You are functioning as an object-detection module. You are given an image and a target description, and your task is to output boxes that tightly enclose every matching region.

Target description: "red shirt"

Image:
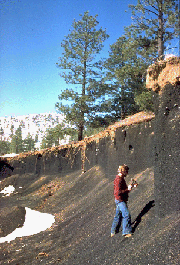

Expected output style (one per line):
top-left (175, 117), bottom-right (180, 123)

top-left (114, 174), bottom-right (129, 202)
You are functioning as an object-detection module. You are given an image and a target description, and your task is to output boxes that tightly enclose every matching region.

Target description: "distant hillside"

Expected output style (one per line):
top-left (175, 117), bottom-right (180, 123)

top-left (0, 113), bottom-right (69, 149)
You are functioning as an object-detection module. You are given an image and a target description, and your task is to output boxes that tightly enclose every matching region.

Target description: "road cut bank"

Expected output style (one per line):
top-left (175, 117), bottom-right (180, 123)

top-left (146, 56), bottom-right (180, 218)
top-left (6, 112), bottom-right (155, 178)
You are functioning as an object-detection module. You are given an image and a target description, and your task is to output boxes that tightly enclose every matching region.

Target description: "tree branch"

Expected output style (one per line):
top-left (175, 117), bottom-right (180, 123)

top-left (144, 7), bottom-right (158, 16)
top-left (152, 5), bottom-right (159, 12)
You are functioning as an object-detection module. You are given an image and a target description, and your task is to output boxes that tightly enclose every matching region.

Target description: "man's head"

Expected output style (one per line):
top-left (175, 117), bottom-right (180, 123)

top-left (118, 164), bottom-right (129, 176)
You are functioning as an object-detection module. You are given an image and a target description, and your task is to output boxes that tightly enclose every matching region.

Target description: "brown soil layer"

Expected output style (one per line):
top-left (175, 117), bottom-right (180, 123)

top-left (146, 56), bottom-right (180, 93)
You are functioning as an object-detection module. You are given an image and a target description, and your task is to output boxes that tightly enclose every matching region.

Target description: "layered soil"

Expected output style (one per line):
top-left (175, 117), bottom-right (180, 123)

top-left (146, 56), bottom-right (180, 93)
top-left (0, 166), bottom-right (179, 264)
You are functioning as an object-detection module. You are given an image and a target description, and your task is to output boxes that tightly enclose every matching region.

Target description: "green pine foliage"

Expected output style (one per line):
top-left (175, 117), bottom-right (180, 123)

top-left (56, 11), bottom-right (109, 141)
top-left (104, 0), bottom-right (178, 116)
top-left (55, 2), bottom-right (178, 139)
top-left (41, 124), bottom-right (77, 149)
top-left (0, 141), bottom-right (10, 156)
top-left (9, 126), bottom-right (36, 154)
top-left (23, 133), bottom-right (35, 152)
top-left (127, 0), bottom-right (179, 58)
top-left (10, 126), bottom-right (23, 154)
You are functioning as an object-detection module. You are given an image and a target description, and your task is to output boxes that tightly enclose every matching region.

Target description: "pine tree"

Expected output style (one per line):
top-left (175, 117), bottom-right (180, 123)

top-left (0, 127), bottom-right (4, 141)
top-left (10, 126), bottom-right (23, 154)
top-left (128, 0), bottom-right (179, 58)
top-left (0, 141), bottom-right (10, 155)
top-left (23, 133), bottom-right (35, 152)
top-left (40, 123), bottom-right (77, 149)
top-left (104, 0), bottom-right (178, 116)
top-left (104, 36), bottom-right (140, 119)
top-left (56, 11), bottom-right (109, 141)
top-left (10, 135), bottom-right (17, 154)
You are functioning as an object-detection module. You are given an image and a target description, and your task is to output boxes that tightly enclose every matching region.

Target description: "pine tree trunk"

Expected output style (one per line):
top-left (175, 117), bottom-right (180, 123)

top-left (78, 123), bottom-right (84, 141)
top-left (78, 55), bottom-right (86, 142)
top-left (121, 86), bottom-right (125, 120)
top-left (158, 0), bottom-right (164, 57)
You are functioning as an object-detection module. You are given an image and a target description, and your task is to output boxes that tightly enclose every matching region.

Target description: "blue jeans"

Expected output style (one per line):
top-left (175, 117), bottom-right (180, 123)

top-left (111, 200), bottom-right (132, 235)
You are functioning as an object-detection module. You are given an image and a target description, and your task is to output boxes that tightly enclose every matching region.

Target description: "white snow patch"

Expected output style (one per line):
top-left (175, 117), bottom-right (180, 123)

top-left (0, 185), bottom-right (15, 196)
top-left (164, 54), bottom-right (177, 60)
top-left (0, 207), bottom-right (55, 243)
top-left (0, 153), bottom-right (18, 158)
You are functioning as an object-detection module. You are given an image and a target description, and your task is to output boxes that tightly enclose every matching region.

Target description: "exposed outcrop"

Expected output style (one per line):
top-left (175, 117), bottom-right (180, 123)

top-left (146, 56), bottom-right (180, 218)
top-left (2, 111), bottom-right (155, 178)
top-left (146, 56), bottom-right (180, 93)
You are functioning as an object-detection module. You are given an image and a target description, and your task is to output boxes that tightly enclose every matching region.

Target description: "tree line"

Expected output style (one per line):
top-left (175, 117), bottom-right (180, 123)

top-left (0, 122), bottom-right (80, 155)
top-left (55, 0), bottom-right (179, 141)
top-left (0, 124), bottom-right (72, 155)
top-left (0, 120), bottom-right (111, 155)
top-left (0, 126), bottom-right (38, 155)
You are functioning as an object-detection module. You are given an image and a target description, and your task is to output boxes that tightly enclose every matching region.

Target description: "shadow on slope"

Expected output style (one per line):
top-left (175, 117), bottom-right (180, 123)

top-left (132, 200), bottom-right (155, 233)
top-left (0, 166), bottom-right (179, 265)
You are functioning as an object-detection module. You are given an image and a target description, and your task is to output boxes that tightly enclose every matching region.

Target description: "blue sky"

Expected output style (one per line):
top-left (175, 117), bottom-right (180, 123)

top-left (0, 0), bottom-right (179, 117)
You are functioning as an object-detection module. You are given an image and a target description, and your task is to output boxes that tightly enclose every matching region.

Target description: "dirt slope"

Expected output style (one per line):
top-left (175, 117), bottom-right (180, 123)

top-left (0, 167), bottom-right (179, 265)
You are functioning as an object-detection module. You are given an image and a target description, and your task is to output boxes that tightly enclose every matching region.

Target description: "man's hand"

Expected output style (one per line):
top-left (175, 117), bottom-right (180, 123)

top-left (131, 178), bottom-right (138, 188)
top-left (128, 184), bottom-right (132, 191)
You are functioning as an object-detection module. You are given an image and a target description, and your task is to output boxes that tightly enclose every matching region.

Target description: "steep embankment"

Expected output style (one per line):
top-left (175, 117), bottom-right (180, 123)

top-left (0, 166), bottom-right (179, 264)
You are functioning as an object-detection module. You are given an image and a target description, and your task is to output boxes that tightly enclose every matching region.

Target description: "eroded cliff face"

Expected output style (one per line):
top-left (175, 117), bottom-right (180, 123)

top-left (146, 56), bottom-right (180, 218)
top-left (1, 111), bottom-right (155, 180)
top-left (146, 56), bottom-right (180, 93)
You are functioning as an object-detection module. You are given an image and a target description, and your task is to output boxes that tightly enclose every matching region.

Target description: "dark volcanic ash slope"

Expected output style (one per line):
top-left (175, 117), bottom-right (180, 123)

top-left (0, 166), bottom-right (179, 265)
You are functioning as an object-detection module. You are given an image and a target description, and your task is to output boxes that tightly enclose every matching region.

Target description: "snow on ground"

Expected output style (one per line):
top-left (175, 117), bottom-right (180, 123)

top-left (0, 185), bottom-right (15, 196)
top-left (0, 153), bottom-right (19, 158)
top-left (0, 207), bottom-right (55, 243)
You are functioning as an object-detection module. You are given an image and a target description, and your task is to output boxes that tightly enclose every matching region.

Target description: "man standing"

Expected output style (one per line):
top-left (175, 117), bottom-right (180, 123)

top-left (111, 164), bottom-right (136, 238)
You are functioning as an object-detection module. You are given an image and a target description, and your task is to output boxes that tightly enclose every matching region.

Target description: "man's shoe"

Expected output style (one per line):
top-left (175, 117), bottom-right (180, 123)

top-left (124, 234), bottom-right (132, 238)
